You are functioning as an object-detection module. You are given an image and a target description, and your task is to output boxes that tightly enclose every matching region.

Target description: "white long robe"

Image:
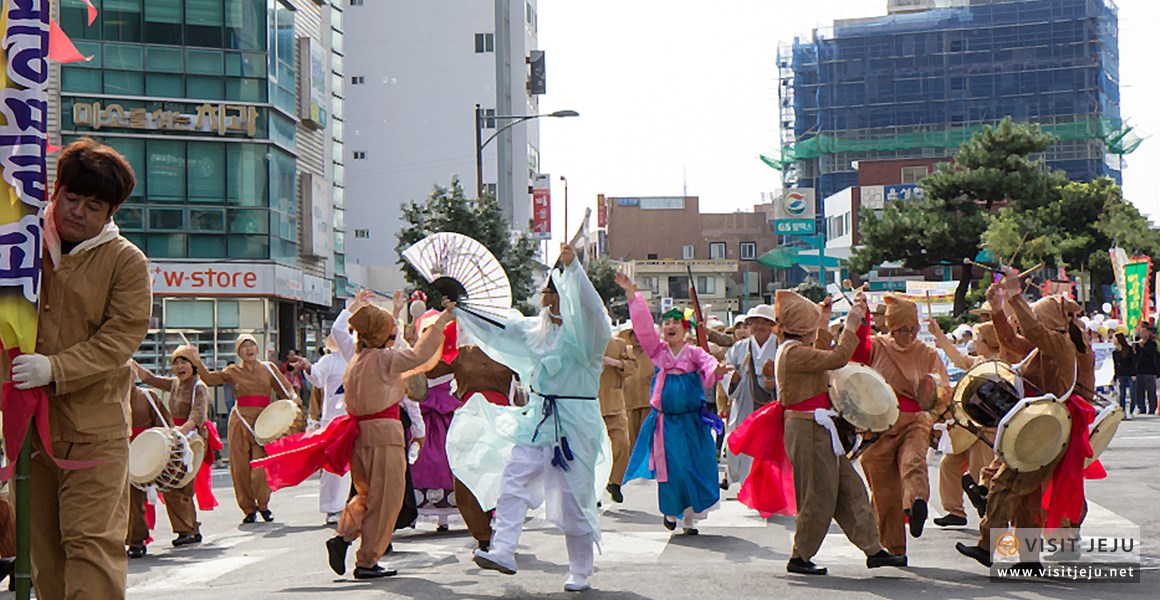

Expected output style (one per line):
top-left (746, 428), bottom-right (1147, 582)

top-left (723, 334), bottom-right (778, 485)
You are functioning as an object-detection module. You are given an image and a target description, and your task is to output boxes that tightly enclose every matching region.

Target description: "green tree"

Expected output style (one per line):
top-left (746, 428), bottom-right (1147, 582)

top-left (983, 178), bottom-right (1160, 305)
top-left (396, 176), bottom-right (539, 311)
top-left (850, 118), bottom-right (1065, 314)
top-left (587, 257), bottom-right (629, 321)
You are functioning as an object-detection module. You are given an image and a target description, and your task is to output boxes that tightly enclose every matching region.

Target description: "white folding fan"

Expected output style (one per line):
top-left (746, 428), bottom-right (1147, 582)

top-left (401, 232), bottom-right (512, 328)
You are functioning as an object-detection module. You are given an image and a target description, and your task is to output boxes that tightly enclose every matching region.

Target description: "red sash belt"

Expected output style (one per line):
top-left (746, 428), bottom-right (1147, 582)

top-left (897, 394), bottom-right (922, 413)
top-left (252, 403), bottom-right (404, 492)
top-left (725, 392), bottom-right (832, 518)
top-left (480, 390), bottom-right (511, 406)
top-left (236, 395), bottom-right (270, 408)
top-left (131, 426), bottom-right (149, 440)
top-left (1043, 394), bottom-right (1096, 529)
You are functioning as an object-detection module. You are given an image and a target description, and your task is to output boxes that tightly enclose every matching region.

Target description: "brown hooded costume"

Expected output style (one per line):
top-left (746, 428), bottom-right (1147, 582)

top-left (774, 291), bottom-right (885, 563)
top-left (336, 304), bottom-right (446, 569)
top-left (192, 334), bottom-right (296, 517)
top-left (598, 336), bottom-right (635, 488)
top-left (861, 294), bottom-right (950, 556)
top-left (619, 328), bottom-right (652, 450)
top-left (936, 322), bottom-right (999, 520)
top-left (126, 387), bottom-right (172, 549)
top-left (973, 294), bottom-right (1087, 558)
top-left (137, 345), bottom-right (212, 536)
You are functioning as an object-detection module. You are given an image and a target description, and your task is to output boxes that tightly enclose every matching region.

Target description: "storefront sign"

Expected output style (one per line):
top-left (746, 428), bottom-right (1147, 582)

top-left (72, 101), bottom-right (260, 137)
top-left (300, 173), bottom-right (332, 259)
top-left (774, 189), bottom-right (816, 236)
top-left (151, 261), bottom-right (333, 306)
top-left (597, 194), bottom-right (607, 228)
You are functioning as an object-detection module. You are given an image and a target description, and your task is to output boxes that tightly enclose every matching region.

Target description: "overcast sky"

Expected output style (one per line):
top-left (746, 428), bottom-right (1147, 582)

top-left (537, 0), bottom-right (1160, 254)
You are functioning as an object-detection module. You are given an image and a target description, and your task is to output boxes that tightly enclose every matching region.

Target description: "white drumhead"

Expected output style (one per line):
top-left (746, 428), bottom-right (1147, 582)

top-left (830, 364), bottom-right (899, 433)
top-left (254, 399), bottom-right (299, 443)
top-left (1087, 403), bottom-right (1123, 466)
top-left (129, 428), bottom-right (172, 484)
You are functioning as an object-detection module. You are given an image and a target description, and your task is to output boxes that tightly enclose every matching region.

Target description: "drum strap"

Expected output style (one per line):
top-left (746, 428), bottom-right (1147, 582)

top-left (142, 389), bottom-right (174, 429)
top-left (261, 361), bottom-right (295, 400)
top-left (232, 406), bottom-right (261, 441)
top-left (811, 409), bottom-right (844, 457)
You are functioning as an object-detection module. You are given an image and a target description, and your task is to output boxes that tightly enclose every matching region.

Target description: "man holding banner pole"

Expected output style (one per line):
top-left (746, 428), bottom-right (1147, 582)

top-left (2, 139), bottom-right (151, 599)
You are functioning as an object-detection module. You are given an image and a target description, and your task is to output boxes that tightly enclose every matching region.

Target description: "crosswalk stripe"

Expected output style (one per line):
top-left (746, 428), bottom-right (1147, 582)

top-left (129, 550), bottom-right (284, 592)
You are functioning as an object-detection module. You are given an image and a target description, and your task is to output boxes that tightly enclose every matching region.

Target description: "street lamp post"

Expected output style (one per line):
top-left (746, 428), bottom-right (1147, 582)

top-left (559, 174), bottom-right (568, 239)
top-left (474, 105), bottom-right (579, 200)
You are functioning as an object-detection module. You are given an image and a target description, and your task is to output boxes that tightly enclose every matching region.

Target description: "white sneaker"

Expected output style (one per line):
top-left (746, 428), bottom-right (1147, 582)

top-left (325, 512), bottom-right (340, 525)
top-left (473, 549), bottom-right (517, 575)
top-left (564, 573), bottom-right (590, 592)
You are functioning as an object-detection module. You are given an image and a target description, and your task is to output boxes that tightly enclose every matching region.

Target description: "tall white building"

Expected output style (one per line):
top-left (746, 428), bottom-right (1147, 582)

top-left (343, 0), bottom-right (541, 290)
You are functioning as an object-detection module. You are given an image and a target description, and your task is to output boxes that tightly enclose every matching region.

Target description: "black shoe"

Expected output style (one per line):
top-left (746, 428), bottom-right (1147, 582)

top-left (909, 498), bottom-right (927, 538)
top-left (962, 474), bottom-right (988, 518)
top-left (786, 557), bottom-right (827, 575)
top-left (934, 514), bottom-right (968, 527)
top-left (353, 565), bottom-right (397, 579)
top-left (682, 528), bottom-right (699, 536)
top-left (662, 518), bottom-right (676, 531)
top-left (720, 477), bottom-right (729, 491)
top-left (126, 545), bottom-right (147, 559)
top-left (242, 512), bottom-right (257, 524)
top-left (866, 550), bottom-right (907, 568)
top-left (0, 558), bottom-right (15, 585)
top-left (956, 542), bottom-right (992, 567)
top-left (385, 543), bottom-right (393, 554)
top-left (260, 509), bottom-right (274, 522)
top-left (326, 536), bottom-right (351, 576)
top-left (172, 533), bottom-right (202, 547)
top-left (478, 539), bottom-right (491, 552)
top-left (436, 524), bottom-right (449, 533)
top-left (606, 482), bottom-right (624, 503)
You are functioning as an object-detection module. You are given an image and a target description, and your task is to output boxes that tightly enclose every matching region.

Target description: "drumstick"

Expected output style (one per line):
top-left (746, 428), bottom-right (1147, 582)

top-left (963, 259), bottom-right (1042, 279)
top-left (924, 291), bottom-right (934, 321)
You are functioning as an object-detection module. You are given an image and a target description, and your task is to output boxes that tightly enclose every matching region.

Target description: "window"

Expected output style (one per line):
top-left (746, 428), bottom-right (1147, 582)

top-left (900, 166), bottom-right (928, 184)
top-left (641, 276), bottom-right (660, 293)
top-left (474, 33), bottom-right (495, 53)
top-left (186, 0), bottom-right (225, 48)
top-left (354, 229), bottom-right (370, 238)
top-left (352, 151), bottom-right (366, 160)
top-left (350, 0), bottom-right (363, 4)
top-left (696, 276), bottom-right (717, 295)
top-left (351, 75), bottom-right (364, 85)
top-left (740, 242), bottom-right (756, 261)
top-left (682, 245), bottom-right (694, 260)
top-left (709, 242), bottom-right (726, 260)
top-left (646, 253), bottom-right (658, 260)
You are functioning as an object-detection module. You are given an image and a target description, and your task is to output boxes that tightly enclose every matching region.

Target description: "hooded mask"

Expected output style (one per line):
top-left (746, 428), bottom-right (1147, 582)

top-left (234, 334), bottom-right (259, 357)
top-left (884, 294), bottom-right (919, 331)
top-left (171, 345), bottom-right (200, 366)
top-left (349, 304), bottom-right (396, 350)
top-left (1030, 295), bottom-right (1070, 333)
top-left (775, 290), bottom-right (820, 337)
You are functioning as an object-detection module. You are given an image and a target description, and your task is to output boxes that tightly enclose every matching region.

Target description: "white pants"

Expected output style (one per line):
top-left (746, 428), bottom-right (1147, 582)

top-left (320, 471), bottom-right (351, 515)
top-left (491, 445), bottom-right (595, 578)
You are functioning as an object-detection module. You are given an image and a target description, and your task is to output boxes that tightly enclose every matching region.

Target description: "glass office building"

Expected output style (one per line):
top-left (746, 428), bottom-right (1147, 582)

top-left (54, 1), bottom-right (344, 398)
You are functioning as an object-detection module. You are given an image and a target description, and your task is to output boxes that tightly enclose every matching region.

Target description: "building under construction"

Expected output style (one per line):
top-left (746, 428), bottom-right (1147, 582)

top-left (772, 0), bottom-right (1136, 206)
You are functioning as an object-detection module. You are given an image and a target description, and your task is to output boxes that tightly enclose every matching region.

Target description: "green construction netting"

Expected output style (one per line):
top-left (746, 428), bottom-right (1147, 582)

top-left (761, 118), bottom-right (1144, 171)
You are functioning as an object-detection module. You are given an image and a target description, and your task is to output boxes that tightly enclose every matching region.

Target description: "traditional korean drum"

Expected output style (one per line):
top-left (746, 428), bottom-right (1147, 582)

top-left (129, 427), bottom-right (193, 492)
top-left (829, 363), bottom-right (899, 459)
top-left (994, 396), bottom-right (1071, 473)
top-left (254, 399), bottom-right (301, 444)
top-left (1086, 399), bottom-right (1123, 467)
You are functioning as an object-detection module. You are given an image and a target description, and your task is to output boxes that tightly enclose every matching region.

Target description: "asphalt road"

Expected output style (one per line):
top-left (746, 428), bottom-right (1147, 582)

top-left (26, 415), bottom-right (1157, 599)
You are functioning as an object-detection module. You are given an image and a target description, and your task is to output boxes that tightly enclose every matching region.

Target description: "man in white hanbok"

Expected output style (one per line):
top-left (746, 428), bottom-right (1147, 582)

top-left (300, 334), bottom-right (351, 524)
top-left (723, 305), bottom-right (778, 489)
top-left (447, 244), bottom-right (612, 593)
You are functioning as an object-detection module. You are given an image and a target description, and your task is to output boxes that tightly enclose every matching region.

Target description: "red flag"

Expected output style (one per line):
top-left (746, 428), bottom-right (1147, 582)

top-left (84, 0), bottom-right (98, 26)
top-left (49, 19), bottom-right (93, 64)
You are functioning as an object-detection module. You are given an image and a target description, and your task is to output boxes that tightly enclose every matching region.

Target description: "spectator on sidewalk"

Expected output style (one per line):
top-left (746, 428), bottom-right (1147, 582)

top-left (1113, 332), bottom-right (1136, 420)
top-left (1134, 324), bottom-right (1159, 415)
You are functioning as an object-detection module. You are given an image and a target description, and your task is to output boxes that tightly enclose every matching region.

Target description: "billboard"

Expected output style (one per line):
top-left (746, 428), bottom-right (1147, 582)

top-left (861, 184), bottom-right (923, 210)
top-left (597, 194), bottom-right (607, 228)
top-left (297, 37), bottom-right (328, 129)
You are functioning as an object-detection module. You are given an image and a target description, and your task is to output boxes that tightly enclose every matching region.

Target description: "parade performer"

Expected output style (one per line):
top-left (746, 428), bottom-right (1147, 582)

top-left (189, 336), bottom-right (297, 523)
top-left (956, 270), bottom-right (1095, 567)
top-left (728, 291), bottom-right (906, 575)
top-left (927, 320), bottom-right (998, 526)
top-left (860, 294), bottom-right (950, 557)
top-left (617, 274), bottom-right (727, 533)
top-left (1, 139), bottom-right (152, 599)
top-left (297, 334), bottom-right (351, 525)
top-left (134, 345), bottom-right (220, 543)
top-left (125, 387), bottom-right (172, 559)
top-left (448, 344), bottom-right (517, 551)
top-left (409, 309), bottom-right (463, 530)
top-left (450, 244), bottom-right (612, 593)
top-left (620, 328), bottom-right (652, 451)
top-left (722, 305), bottom-right (778, 490)
top-left (599, 334), bottom-right (635, 504)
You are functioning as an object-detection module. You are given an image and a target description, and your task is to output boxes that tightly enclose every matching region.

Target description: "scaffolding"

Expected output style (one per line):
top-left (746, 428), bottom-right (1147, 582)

top-left (775, 0), bottom-right (1129, 201)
